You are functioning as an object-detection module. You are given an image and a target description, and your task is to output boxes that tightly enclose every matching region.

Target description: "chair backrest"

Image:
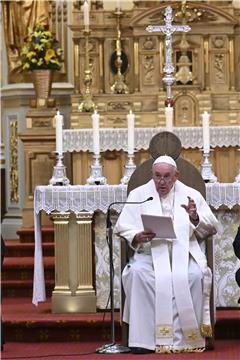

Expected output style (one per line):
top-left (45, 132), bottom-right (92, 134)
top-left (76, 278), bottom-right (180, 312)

top-left (127, 131), bottom-right (206, 198)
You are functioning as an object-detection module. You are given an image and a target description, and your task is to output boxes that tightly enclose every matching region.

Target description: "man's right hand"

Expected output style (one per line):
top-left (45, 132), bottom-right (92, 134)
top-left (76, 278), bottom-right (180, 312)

top-left (133, 231), bottom-right (156, 246)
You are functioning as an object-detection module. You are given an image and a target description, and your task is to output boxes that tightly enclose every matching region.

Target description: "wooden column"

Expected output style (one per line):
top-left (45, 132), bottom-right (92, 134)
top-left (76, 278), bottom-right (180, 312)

top-left (51, 211), bottom-right (96, 313)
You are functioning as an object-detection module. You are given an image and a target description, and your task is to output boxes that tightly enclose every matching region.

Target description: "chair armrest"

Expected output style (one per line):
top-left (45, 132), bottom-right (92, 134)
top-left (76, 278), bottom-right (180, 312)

top-left (120, 236), bottom-right (134, 272)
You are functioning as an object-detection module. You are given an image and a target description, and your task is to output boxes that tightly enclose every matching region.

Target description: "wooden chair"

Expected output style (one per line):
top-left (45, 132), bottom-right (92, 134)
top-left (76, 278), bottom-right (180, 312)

top-left (120, 131), bottom-right (215, 349)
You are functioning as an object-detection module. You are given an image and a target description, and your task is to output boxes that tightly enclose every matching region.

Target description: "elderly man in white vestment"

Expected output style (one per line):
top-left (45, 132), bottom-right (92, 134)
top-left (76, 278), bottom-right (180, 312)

top-left (115, 155), bottom-right (219, 354)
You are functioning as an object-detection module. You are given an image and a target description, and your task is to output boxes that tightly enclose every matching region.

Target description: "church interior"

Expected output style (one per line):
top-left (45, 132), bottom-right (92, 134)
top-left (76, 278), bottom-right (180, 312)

top-left (1, 0), bottom-right (240, 357)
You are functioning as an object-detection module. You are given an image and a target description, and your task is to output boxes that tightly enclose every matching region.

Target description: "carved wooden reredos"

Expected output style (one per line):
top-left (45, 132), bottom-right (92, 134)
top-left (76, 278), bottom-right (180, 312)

top-left (5, 0), bottom-right (239, 128)
top-left (68, 0), bottom-right (240, 128)
top-left (3, 1), bottom-right (239, 200)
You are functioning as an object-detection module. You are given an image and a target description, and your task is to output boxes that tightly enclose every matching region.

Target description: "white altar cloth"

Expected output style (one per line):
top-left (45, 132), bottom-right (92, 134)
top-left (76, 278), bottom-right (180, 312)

top-left (33, 183), bottom-right (240, 306)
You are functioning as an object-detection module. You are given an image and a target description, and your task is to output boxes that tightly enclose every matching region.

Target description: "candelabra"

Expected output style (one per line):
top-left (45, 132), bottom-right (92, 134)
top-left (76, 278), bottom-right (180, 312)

top-left (110, 8), bottom-right (129, 94)
top-left (78, 28), bottom-right (95, 112)
top-left (49, 153), bottom-right (70, 186)
top-left (86, 153), bottom-right (107, 185)
top-left (121, 153), bottom-right (136, 184)
top-left (201, 150), bottom-right (217, 183)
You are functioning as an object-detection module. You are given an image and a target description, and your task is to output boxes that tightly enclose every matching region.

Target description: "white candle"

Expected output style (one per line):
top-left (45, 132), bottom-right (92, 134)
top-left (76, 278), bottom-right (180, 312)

top-left (165, 105), bottom-right (173, 132)
top-left (92, 110), bottom-right (100, 155)
top-left (202, 111), bottom-right (210, 153)
top-left (83, 0), bottom-right (90, 27)
top-left (116, 0), bottom-right (121, 9)
top-left (55, 111), bottom-right (63, 155)
top-left (127, 110), bottom-right (135, 155)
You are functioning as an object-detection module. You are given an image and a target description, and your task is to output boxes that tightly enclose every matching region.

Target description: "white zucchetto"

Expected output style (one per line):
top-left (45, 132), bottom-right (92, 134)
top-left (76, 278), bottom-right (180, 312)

top-left (153, 155), bottom-right (177, 168)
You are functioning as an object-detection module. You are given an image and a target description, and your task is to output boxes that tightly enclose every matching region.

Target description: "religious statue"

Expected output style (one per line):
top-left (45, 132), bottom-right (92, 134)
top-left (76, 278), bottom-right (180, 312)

top-left (2, 0), bottom-right (49, 80)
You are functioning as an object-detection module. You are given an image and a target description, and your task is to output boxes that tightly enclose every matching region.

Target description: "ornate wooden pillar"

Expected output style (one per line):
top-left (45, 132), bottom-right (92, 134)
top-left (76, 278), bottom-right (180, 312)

top-left (51, 210), bottom-right (96, 313)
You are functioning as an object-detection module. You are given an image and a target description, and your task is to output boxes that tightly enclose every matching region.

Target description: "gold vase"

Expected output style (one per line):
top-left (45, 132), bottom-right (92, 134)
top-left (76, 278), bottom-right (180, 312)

top-left (32, 69), bottom-right (53, 102)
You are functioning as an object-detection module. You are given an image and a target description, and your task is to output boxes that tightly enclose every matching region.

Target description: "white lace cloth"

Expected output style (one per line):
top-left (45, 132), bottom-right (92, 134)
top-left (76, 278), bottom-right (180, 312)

top-left (33, 182), bottom-right (240, 306)
top-left (63, 126), bottom-right (240, 152)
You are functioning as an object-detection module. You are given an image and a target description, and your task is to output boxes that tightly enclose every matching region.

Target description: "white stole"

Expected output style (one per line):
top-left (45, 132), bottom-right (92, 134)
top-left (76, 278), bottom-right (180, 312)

top-left (149, 184), bottom-right (203, 347)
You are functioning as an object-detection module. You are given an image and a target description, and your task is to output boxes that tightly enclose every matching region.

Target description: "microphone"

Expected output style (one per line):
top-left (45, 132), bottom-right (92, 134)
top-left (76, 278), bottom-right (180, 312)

top-left (106, 196), bottom-right (153, 229)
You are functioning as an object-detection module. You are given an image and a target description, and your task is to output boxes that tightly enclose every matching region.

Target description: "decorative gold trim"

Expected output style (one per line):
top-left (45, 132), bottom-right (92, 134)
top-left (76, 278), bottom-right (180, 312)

top-left (186, 329), bottom-right (198, 340)
top-left (204, 38), bottom-right (209, 74)
top-left (229, 38), bottom-right (234, 73)
top-left (200, 323), bottom-right (213, 337)
top-left (78, 29), bottom-right (95, 112)
top-left (156, 346), bottom-right (205, 353)
top-left (156, 325), bottom-right (172, 337)
top-left (159, 39), bottom-right (163, 75)
top-left (10, 121), bottom-right (19, 203)
top-left (74, 43), bottom-right (79, 77)
top-left (99, 42), bottom-right (103, 77)
top-left (75, 211), bottom-right (95, 291)
top-left (134, 40), bottom-right (139, 76)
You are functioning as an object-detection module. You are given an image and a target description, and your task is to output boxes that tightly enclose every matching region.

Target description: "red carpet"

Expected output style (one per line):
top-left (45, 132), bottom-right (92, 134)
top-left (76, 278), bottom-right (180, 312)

top-left (2, 297), bottom-right (121, 342)
top-left (2, 237), bottom-right (240, 349)
top-left (1, 340), bottom-right (240, 360)
top-left (2, 297), bottom-right (240, 342)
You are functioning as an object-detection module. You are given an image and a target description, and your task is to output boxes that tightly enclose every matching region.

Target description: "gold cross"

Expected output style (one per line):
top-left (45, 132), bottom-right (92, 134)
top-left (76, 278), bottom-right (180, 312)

top-left (159, 326), bottom-right (170, 336)
top-left (187, 330), bottom-right (197, 340)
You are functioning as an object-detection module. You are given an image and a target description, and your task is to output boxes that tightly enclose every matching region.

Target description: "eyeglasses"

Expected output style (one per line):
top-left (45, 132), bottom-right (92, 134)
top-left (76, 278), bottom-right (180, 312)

top-left (152, 174), bottom-right (173, 183)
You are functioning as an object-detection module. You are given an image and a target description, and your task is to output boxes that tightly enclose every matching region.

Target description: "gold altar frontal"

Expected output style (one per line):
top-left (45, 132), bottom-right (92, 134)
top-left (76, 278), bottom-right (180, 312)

top-left (51, 211), bottom-right (96, 313)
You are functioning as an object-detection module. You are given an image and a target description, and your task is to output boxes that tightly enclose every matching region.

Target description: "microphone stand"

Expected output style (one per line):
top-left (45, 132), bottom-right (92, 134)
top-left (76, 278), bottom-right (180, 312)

top-left (96, 204), bottom-right (131, 353)
top-left (96, 197), bottom-right (153, 353)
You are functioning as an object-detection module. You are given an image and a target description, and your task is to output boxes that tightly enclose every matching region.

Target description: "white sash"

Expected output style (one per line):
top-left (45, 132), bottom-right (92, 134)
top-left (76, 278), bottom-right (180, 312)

top-left (151, 240), bottom-right (173, 345)
top-left (172, 240), bottom-right (203, 346)
top-left (150, 185), bottom-right (204, 347)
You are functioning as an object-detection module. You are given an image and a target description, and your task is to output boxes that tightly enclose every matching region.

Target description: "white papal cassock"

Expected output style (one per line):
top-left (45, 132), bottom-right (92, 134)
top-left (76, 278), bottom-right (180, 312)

top-left (114, 179), bottom-right (219, 352)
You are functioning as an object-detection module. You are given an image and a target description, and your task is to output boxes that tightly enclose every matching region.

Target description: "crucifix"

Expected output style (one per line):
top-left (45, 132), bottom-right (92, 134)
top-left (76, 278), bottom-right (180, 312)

top-left (146, 6), bottom-right (191, 130)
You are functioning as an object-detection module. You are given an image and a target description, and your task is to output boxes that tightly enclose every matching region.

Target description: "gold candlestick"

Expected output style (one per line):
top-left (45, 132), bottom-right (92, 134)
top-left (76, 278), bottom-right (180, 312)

top-left (78, 28), bottom-right (95, 112)
top-left (110, 8), bottom-right (129, 94)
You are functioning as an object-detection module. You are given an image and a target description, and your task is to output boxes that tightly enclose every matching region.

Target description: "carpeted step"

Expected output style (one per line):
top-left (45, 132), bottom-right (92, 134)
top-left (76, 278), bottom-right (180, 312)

top-left (5, 241), bottom-right (54, 257)
top-left (2, 279), bottom-right (55, 298)
top-left (16, 226), bottom-right (54, 243)
top-left (2, 297), bottom-right (121, 342)
top-left (215, 308), bottom-right (240, 340)
top-left (2, 238), bottom-right (55, 299)
top-left (2, 297), bottom-right (240, 342)
top-left (2, 256), bottom-right (54, 281)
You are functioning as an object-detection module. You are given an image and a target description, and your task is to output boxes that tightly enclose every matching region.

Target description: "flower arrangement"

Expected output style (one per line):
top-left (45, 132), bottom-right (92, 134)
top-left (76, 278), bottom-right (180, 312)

top-left (21, 24), bottom-right (63, 71)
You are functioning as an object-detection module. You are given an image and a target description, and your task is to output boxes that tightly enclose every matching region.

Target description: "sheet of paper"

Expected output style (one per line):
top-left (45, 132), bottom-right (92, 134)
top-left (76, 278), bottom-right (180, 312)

top-left (141, 214), bottom-right (176, 239)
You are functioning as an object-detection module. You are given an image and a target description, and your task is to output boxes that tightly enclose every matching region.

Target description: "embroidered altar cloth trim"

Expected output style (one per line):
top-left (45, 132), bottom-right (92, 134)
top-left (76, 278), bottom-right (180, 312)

top-left (63, 126), bottom-right (240, 152)
top-left (35, 183), bottom-right (240, 215)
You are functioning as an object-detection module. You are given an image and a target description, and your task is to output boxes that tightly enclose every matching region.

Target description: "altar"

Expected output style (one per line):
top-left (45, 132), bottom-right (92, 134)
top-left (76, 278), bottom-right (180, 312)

top-left (29, 1), bottom-right (240, 315)
top-left (33, 182), bottom-right (240, 313)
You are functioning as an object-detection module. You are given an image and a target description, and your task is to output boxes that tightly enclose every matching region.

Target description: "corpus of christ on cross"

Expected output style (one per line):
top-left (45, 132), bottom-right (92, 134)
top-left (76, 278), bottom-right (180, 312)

top-left (146, 6), bottom-right (191, 107)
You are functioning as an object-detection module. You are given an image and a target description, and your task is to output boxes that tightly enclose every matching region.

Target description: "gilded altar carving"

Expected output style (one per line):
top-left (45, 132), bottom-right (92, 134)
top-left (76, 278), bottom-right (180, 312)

top-left (143, 55), bottom-right (155, 84)
top-left (174, 94), bottom-right (196, 126)
top-left (10, 121), bottom-right (19, 203)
